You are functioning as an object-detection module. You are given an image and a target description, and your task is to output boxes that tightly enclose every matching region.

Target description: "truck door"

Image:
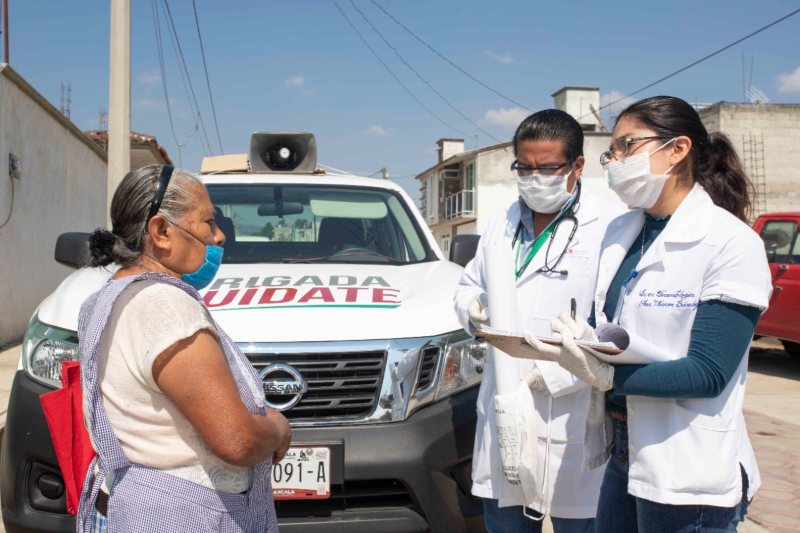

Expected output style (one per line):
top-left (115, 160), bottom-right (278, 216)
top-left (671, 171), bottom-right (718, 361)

top-left (758, 218), bottom-right (800, 341)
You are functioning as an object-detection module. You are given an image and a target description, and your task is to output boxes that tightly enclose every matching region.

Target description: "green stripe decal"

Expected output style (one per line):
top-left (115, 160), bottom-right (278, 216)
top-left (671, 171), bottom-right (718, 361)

top-left (211, 304), bottom-right (400, 311)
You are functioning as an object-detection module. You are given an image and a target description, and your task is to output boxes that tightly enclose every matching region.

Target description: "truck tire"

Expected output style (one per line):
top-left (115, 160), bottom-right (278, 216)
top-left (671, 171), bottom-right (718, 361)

top-left (782, 340), bottom-right (800, 359)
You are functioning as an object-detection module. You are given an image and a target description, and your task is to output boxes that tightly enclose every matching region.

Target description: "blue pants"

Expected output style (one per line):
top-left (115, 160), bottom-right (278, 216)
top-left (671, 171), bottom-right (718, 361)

top-left (594, 419), bottom-right (750, 532)
top-left (482, 498), bottom-right (595, 533)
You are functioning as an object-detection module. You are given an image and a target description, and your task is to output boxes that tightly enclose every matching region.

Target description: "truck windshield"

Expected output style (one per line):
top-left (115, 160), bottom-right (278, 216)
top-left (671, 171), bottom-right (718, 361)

top-left (207, 184), bottom-right (435, 264)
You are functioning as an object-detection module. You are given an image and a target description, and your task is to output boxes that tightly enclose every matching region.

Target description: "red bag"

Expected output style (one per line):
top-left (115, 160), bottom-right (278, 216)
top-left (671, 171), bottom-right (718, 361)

top-left (39, 361), bottom-right (97, 515)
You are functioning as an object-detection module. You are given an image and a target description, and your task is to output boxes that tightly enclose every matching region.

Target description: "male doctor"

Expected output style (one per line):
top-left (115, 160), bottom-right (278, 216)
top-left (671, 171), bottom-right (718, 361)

top-left (454, 109), bottom-right (622, 532)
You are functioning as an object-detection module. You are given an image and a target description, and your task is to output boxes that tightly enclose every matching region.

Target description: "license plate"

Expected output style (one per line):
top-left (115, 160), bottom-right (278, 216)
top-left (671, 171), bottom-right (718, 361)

top-left (271, 446), bottom-right (331, 500)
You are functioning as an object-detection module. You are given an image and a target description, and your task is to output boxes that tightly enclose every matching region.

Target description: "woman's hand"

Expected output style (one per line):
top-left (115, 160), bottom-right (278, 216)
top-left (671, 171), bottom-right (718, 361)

top-left (264, 409), bottom-right (292, 463)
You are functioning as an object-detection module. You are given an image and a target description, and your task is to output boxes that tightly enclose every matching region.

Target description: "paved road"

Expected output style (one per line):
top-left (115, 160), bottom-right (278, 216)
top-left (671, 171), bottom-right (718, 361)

top-left (0, 340), bottom-right (797, 532)
top-left (739, 340), bottom-right (800, 532)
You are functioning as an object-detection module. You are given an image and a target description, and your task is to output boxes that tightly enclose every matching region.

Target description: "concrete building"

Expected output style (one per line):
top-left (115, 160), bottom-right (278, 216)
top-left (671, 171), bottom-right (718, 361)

top-left (415, 87), bottom-right (615, 254)
top-left (0, 63), bottom-right (107, 346)
top-left (698, 102), bottom-right (800, 218)
top-left (0, 64), bottom-right (173, 346)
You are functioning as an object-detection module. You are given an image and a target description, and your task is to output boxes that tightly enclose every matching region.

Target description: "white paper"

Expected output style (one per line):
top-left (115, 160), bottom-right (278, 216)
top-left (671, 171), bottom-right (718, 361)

top-left (483, 243), bottom-right (520, 395)
top-left (584, 323), bottom-right (679, 364)
top-left (477, 324), bottom-right (621, 357)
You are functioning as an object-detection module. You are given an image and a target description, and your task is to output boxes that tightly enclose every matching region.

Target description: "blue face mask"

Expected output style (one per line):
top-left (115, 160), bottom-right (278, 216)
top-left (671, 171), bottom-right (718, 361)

top-left (167, 219), bottom-right (224, 290)
top-left (182, 244), bottom-right (224, 290)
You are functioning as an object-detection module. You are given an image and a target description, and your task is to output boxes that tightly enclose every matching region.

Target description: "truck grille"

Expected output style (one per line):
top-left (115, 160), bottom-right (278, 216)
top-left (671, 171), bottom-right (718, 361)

top-left (248, 351), bottom-right (386, 420)
top-left (414, 346), bottom-right (440, 392)
top-left (274, 479), bottom-right (417, 517)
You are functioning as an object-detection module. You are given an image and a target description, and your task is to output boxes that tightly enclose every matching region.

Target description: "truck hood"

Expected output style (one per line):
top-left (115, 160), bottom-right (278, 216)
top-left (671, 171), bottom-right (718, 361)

top-left (204, 262), bottom-right (463, 342)
top-left (36, 261), bottom-right (465, 342)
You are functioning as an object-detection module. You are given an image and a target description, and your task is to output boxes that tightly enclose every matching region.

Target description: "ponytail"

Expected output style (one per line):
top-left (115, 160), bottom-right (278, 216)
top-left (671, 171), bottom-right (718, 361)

top-left (617, 96), bottom-right (755, 222)
top-left (693, 132), bottom-right (754, 222)
top-left (88, 227), bottom-right (140, 267)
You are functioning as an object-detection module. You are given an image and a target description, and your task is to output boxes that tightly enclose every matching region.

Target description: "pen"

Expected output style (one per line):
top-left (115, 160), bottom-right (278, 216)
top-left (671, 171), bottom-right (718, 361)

top-left (570, 298), bottom-right (576, 321)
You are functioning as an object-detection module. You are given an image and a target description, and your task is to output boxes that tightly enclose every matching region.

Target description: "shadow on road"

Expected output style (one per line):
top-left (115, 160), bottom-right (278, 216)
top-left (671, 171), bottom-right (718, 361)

top-left (748, 342), bottom-right (800, 381)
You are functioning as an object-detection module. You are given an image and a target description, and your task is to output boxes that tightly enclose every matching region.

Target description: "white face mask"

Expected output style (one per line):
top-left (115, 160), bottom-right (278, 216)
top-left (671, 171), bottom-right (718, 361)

top-left (604, 139), bottom-right (676, 209)
top-left (516, 170), bottom-right (573, 214)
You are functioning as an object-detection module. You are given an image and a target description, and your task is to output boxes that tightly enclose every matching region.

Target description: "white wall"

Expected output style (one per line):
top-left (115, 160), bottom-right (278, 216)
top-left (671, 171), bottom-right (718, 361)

top-left (474, 145), bottom-right (516, 234)
top-left (553, 87), bottom-right (601, 130)
top-left (583, 132), bottom-right (611, 179)
top-left (700, 103), bottom-right (800, 216)
top-left (0, 65), bottom-right (107, 345)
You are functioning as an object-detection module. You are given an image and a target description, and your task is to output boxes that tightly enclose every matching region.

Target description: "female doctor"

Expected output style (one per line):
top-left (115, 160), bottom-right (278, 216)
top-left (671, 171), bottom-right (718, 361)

top-left (530, 96), bottom-right (772, 531)
top-left (454, 109), bottom-right (622, 532)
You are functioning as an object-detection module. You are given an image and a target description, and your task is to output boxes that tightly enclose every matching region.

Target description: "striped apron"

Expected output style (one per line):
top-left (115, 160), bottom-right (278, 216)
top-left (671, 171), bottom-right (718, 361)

top-left (76, 272), bottom-right (277, 532)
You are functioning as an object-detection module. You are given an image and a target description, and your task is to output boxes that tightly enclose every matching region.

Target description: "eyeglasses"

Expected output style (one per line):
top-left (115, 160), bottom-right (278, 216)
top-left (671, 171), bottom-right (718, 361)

top-left (146, 165), bottom-right (175, 221)
top-left (510, 160), bottom-right (573, 178)
top-left (600, 136), bottom-right (672, 166)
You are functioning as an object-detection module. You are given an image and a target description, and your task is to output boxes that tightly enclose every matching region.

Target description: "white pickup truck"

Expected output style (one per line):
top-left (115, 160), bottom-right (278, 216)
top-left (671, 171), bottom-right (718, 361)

top-left (1, 133), bottom-right (487, 532)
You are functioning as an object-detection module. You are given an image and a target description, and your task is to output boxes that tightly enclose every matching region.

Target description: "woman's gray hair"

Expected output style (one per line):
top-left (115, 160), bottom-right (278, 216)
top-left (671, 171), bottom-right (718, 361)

top-left (88, 164), bottom-right (204, 267)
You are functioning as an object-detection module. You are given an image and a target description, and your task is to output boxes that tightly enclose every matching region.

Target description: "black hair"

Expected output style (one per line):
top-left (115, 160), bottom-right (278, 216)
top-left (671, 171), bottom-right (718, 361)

top-left (88, 165), bottom-right (202, 268)
top-left (512, 109), bottom-right (584, 161)
top-left (617, 96), bottom-right (754, 222)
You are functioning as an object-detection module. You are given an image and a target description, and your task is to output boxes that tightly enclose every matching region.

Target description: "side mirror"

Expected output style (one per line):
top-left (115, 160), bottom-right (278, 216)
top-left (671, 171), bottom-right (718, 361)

top-left (450, 234), bottom-right (481, 267)
top-left (55, 232), bottom-right (91, 269)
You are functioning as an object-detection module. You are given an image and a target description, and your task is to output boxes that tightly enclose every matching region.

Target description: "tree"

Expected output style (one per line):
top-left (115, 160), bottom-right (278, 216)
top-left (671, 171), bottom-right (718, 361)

top-left (260, 222), bottom-right (275, 239)
top-left (294, 218), bottom-right (312, 229)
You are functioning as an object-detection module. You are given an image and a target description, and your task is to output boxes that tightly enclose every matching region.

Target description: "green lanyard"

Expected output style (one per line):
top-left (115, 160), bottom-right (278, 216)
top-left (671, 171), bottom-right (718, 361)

top-left (514, 185), bottom-right (581, 280)
top-left (514, 221), bottom-right (556, 280)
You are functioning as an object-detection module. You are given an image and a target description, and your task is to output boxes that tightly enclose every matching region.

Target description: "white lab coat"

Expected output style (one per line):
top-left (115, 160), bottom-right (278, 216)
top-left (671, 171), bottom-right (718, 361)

top-left (454, 188), bottom-right (622, 518)
top-left (586, 184), bottom-right (772, 507)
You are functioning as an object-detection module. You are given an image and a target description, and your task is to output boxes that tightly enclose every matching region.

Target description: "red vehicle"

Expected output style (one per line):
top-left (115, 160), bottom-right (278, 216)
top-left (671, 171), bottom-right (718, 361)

top-left (754, 212), bottom-right (800, 358)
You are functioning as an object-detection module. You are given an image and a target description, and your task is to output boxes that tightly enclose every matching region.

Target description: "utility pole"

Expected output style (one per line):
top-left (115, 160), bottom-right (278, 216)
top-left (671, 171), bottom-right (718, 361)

top-left (3, 0), bottom-right (9, 63)
top-left (381, 166), bottom-right (388, 180)
top-left (107, 0), bottom-right (131, 219)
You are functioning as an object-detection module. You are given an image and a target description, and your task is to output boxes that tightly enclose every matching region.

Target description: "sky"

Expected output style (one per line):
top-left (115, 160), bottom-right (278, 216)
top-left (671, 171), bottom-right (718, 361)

top-left (6, 0), bottom-right (800, 201)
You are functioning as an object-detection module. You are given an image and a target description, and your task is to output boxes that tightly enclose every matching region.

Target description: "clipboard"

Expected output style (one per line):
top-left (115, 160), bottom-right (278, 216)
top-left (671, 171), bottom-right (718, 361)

top-left (475, 325), bottom-right (623, 360)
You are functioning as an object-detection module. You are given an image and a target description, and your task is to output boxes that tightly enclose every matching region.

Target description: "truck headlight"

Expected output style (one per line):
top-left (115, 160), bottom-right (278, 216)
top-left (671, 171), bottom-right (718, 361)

top-left (433, 330), bottom-right (486, 400)
top-left (22, 315), bottom-right (79, 388)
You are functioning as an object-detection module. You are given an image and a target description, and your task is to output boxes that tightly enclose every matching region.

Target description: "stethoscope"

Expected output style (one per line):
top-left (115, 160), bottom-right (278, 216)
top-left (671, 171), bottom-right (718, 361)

top-left (512, 182), bottom-right (581, 277)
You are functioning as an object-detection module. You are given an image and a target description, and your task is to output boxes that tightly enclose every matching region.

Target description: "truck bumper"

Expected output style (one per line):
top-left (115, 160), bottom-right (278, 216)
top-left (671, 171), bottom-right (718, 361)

top-left (1, 370), bottom-right (483, 533)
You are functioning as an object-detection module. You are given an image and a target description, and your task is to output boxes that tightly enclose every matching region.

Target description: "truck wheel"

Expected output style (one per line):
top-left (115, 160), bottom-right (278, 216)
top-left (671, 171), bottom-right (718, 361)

top-left (782, 341), bottom-right (800, 359)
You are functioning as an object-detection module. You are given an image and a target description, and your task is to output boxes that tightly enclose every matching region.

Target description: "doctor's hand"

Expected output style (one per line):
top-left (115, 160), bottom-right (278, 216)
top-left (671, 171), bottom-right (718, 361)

top-left (522, 365), bottom-right (548, 393)
top-left (468, 293), bottom-right (490, 329)
top-left (549, 315), bottom-right (614, 391)
top-left (553, 312), bottom-right (596, 342)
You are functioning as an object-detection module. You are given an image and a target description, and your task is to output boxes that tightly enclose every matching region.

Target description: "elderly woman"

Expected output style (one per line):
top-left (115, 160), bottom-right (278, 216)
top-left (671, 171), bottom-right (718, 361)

top-left (78, 164), bottom-right (291, 532)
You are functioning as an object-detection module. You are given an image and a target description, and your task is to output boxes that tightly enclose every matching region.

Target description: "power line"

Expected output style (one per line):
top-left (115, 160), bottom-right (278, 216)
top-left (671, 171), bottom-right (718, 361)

top-left (349, 0), bottom-right (501, 143)
top-left (368, 0), bottom-right (530, 111)
top-left (191, 0), bottom-right (224, 154)
top-left (161, 0), bottom-right (214, 155)
top-left (586, 6), bottom-right (800, 121)
top-left (151, 0), bottom-right (183, 166)
top-left (158, 0), bottom-right (199, 141)
top-left (332, 0), bottom-right (469, 138)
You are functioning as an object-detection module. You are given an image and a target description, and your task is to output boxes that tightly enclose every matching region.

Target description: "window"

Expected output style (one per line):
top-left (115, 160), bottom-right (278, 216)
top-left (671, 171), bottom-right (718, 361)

top-left (792, 228), bottom-right (800, 263)
top-left (464, 163), bottom-right (475, 212)
top-left (208, 184), bottom-right (434, 265)
top-left (760, 220), bottom-right (798, 264)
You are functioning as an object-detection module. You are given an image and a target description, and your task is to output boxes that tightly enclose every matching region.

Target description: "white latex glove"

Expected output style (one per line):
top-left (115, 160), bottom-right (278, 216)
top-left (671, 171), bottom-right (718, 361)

top-left (468, 293), bottom-right (490, 329)
top-left (522, 365), bottom-right (548, 393)
top-left (553, 311), bottom-right (596, 341)
top-left (549, 315), bottom-right (614, 391)
top-left (521, 332), bottom-right (560, 360)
